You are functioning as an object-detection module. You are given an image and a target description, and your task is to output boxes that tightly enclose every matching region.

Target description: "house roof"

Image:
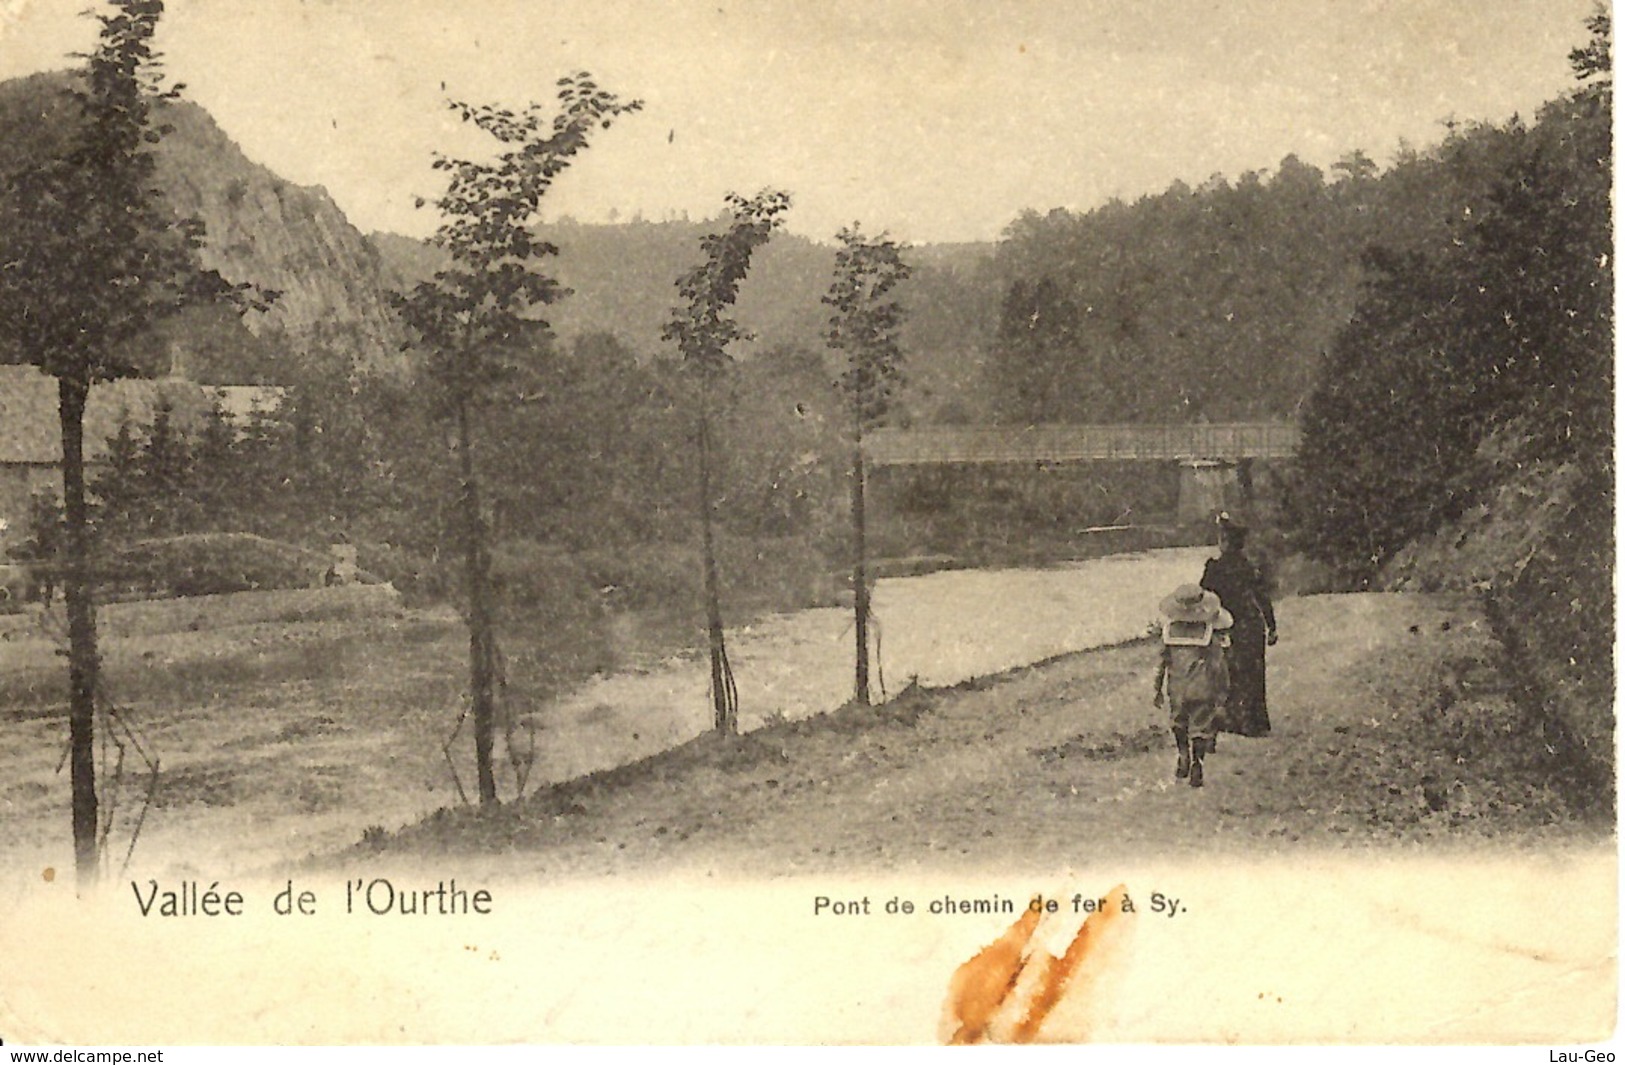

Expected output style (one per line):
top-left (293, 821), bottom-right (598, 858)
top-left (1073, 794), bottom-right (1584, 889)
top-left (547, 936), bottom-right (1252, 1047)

top-left (0, 364), bottom-right (276, 466)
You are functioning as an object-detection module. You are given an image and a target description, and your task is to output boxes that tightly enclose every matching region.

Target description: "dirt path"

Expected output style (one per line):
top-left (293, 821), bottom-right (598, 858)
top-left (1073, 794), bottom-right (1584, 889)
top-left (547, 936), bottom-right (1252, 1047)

top-left (369, 591), bottom-right (1609, 878)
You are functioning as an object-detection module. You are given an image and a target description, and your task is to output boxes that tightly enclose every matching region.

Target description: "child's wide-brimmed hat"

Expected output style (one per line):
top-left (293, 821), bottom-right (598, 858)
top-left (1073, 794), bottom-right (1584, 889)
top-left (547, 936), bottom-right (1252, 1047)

top-left (1159, 583), bottom-right (1233, 628)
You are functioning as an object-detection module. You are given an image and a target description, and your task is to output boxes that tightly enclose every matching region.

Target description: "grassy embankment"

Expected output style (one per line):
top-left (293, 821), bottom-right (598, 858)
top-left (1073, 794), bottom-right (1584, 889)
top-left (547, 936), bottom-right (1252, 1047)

top-left (350, 590), bottom-right (1607, 876)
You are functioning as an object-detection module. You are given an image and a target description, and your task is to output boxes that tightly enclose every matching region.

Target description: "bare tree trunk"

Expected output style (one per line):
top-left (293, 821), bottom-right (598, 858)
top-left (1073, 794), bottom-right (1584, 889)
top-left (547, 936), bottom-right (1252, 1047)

top-left (458, 400), bottom-right (498, 805)
top-left (697, 389), bottom-right (734, 735)
top-left (58, 373), bottom-right (100, 886)
top-left (851, 435), bottom-right (870, 706)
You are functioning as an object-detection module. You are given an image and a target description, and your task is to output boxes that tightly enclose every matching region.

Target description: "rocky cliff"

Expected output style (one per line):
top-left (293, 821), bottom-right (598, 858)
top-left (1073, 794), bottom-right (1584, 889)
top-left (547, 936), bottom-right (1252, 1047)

top-left (0, 71), bottom-right (408, 380)
top-left (152, 98), bottom-right (408, 376)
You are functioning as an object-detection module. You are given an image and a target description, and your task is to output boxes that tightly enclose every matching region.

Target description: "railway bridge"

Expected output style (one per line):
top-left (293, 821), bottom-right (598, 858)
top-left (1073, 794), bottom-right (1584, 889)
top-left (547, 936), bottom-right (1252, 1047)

top-left (861, 422), bottom-right (1299, 522)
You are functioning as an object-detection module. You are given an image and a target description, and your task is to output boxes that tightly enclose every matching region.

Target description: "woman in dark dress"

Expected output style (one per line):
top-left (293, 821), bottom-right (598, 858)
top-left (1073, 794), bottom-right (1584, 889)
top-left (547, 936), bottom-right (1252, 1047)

top-left (1200, 515), bottom-right (1277, 737)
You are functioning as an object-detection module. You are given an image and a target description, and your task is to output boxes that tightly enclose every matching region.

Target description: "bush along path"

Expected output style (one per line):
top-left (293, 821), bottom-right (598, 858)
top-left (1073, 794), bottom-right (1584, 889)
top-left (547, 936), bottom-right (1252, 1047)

top-left (359, 591), bottom-right (1611, 877)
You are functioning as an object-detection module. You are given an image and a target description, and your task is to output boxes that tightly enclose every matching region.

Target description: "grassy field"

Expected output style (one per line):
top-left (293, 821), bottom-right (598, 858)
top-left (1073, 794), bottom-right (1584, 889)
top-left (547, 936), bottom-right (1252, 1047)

top-left (0, 583), bottom-right (672, 882)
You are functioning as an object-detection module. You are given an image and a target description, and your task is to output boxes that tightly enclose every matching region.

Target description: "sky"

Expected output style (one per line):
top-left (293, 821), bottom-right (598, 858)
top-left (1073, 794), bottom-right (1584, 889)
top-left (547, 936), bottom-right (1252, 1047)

top-left (0, 0), bottom-right (1601, 245)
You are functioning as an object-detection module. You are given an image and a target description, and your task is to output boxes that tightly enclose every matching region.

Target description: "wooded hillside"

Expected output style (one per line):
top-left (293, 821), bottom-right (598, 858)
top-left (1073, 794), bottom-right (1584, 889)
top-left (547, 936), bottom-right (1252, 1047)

top-left (1287, 12), bottom-right (1613, 799)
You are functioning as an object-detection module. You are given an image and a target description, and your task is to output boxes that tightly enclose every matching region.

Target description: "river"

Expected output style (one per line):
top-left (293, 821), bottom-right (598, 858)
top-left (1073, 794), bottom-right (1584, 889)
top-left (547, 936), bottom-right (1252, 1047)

top-left (0, 545), bottom-right (1215, 880)
top-left (523, 546), bottom-right (1213, 786)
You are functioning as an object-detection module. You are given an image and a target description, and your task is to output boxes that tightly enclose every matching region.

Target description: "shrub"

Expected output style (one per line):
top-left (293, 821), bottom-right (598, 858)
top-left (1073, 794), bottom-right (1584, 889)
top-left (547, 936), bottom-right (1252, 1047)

top-left (354, 540), bottom-right (447, 604)
top-left (102, 533), bottom-right (340, 599)
top-left (488, 539), bottom-right (601, 621)
top-left (569, 540), bottom-right (699, 613)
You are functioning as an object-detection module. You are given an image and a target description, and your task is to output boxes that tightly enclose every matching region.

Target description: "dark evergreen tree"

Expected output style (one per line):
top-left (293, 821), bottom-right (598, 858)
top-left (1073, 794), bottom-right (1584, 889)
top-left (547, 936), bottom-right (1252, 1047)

top-left (93, 417), bottom-right (145, 540)
top-left (139, 401), bottom-right (196, 537)
top-left (1286, 248), bottom-right (1483, 582)
top-left (191, 398), bottom-right (239, 532)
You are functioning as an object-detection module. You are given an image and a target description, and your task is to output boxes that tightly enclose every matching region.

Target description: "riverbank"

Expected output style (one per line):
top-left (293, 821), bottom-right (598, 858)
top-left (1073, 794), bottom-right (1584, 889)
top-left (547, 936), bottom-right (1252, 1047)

top-left (3, 563), bottom-right (1605, 887)
top-left (356, 590), bottom-right (1612, 877)
top-left (0, 548), bottom-right (1210, 880)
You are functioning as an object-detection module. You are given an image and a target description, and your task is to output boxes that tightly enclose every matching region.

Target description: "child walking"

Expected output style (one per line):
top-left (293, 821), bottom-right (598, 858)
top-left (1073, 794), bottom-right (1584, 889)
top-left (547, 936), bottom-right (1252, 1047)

top-left (1152, 584), bottom-right (1233, 788)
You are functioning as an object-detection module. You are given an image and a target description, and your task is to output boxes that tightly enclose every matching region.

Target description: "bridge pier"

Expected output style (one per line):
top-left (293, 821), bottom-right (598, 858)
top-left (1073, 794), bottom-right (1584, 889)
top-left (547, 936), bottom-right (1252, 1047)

top-left (1176, 459), bottom-right (1244, 524)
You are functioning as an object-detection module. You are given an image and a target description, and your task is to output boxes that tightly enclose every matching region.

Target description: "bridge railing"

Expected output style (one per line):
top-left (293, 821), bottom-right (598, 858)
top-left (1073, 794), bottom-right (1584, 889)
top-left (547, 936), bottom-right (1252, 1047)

top-left (863, 422), bottom-right (1299, 466)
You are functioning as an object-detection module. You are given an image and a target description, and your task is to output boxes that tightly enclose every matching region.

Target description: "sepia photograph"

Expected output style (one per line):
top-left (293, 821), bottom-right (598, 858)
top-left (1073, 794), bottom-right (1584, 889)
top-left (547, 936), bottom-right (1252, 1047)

top-left (0, 0), bottom-right (1614, 1049)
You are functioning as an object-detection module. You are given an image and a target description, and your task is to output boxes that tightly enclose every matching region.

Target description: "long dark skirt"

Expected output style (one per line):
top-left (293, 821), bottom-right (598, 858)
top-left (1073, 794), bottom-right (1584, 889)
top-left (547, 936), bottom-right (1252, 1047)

top-left (1221, 622), bottom-right (1270, 736)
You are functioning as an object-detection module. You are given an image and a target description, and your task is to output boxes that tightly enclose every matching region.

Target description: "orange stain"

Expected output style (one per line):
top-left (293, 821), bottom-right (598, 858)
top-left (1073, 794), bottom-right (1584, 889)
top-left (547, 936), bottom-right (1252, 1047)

top-left (944, 905), bottom-right (1042, 1045)
top-left (1010, 884), bottom-right (1129, 1042)
top-left (42, 867), bottom-right (55, 883)
top-left (944, 884), bottom-right (1130, 1044)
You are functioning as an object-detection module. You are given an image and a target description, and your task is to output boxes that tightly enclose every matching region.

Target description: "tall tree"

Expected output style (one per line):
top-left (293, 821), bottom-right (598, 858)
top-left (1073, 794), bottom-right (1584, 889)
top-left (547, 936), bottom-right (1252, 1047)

top-left (1569, 5), bottom-right (1611, 86)
top-left (1287, 11), bottom-right (1612, 583)
top-left (140, 400), bottom-right (196, 536)
top-left (989, 277), bottom-right (1081, 423)
top-left (0, 0), bottom-right (240, 886)
top-left (191, 397), bottom-right (240, 532)
top-left (663, 190), bottom-right (791, 734)
top-left (825, 225), bottom-right (910, 705)
top-left (396, 73), bottom-right (639, 804)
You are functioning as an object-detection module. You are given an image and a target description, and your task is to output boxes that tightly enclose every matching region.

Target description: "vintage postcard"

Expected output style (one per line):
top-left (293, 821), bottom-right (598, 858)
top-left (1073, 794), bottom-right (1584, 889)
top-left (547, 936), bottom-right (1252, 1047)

top-left (0, 0), bottom-right (1615, 1050)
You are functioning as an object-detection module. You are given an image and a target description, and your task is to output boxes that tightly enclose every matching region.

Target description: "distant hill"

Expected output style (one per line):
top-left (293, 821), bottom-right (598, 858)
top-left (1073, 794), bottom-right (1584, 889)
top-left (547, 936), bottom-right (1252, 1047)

top-left (0, 69), bottom-right (1000, 415)
top-left (374, 220), bottom-right (1002, 424)
top-left (0, 71), bottom-right (409, 380)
